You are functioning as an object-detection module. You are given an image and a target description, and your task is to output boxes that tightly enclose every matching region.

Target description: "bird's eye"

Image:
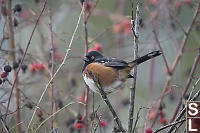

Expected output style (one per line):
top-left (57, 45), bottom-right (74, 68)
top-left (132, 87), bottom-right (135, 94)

top-left (91, 56), bottom-right (95, 60)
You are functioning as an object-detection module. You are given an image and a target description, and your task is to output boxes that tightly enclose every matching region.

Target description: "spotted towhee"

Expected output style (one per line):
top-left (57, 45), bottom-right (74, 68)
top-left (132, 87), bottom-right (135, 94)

top-left (82, 50), bottom-right (161, 93)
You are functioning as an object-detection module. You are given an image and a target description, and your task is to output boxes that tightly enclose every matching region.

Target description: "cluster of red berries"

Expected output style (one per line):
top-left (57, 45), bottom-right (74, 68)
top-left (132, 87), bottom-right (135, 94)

top-left (88, 43), bottom-right (102, 52)
top-left (145, 127), bottom-right (153, 133)
top-left (65, 114), bottom-right (84, 132)
top-left (74, 114), bottom-right (84, 130)
top-left (90, 111), bottom-right (107, 128)
top-left (112, 19), bottom-right (132, 35)
top-left (149, 107), bottom-right (167, 125)
top-left (28, 61), bottom-right (45, 73)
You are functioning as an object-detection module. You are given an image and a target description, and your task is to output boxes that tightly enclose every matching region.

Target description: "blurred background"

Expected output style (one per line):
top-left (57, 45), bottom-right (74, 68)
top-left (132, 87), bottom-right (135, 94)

top-left (0, 0), bottom-right (200, 132)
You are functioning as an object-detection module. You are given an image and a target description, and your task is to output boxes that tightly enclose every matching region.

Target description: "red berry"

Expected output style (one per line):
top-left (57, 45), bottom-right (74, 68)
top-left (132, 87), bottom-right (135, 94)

top-left (37, 63), bottom-right (45, 71)
top-left (28, 63), bottom-right (36, 72)
top-left (175, 1), bottom-right (181, 8)
top-left (100, 119), bottom-right (107, 127)
top-left (86, 1), bottom-right (92, 10)
top-left (149, 111), bottom-right (155, 120)
top-left (159, 110), bottom-right (164, 116)
top-left (160, 117), bottom-right (167, 125)
top-left (145, 128), bottom-right (153, 133)
top-left (94, 43), bottom-right (102, 52)
top-left (36, 109), bottom-right (43, 118)
top-left (183, 0), bottom-right (190, 5)
top-left (74, 122), bottom-right (83, 129)
top-left (1, 72), bottom-right (8, 78)
top-left (122, 19), bottom-right (131, 34)
top-left (150, 0), bottom-right (158, 6)
top-left (20, 10), bottom-right (29, 20)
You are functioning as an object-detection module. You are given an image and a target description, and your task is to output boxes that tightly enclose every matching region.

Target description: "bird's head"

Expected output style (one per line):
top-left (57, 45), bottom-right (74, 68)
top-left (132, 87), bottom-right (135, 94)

top-left (82, 51), bottom-right (103, 63)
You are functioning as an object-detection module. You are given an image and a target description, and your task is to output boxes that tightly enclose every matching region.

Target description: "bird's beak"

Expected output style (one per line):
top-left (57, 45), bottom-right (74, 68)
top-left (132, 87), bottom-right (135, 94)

top-left (82, 56), bottom-right (89, 62)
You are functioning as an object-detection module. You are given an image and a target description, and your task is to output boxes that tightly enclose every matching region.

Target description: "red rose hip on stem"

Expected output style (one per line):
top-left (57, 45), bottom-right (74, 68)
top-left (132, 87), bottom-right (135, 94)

top-left (1, 72), bottom-right (8, 78)
top-left (74, 122), bottom-right (83, 129)
top-left (145, 128), bottom-right (153, 133)
top-left (160, 117), bottom-right (167, 125)
top-left (94, 43), bottom-right (102, 52)
top-left (150, 0), bottom-right (158, 6)
top-left (100, 119), bottom-right (107, 127)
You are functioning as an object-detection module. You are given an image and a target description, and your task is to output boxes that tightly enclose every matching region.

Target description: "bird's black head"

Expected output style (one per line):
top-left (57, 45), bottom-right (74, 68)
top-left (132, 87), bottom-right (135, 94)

top-left (82, 51), bottom-right (103, 63)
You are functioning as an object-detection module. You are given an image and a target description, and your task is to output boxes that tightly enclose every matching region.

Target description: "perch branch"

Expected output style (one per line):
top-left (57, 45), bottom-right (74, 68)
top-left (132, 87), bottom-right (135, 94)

top-left (88, 71), bottom-right (126, 133)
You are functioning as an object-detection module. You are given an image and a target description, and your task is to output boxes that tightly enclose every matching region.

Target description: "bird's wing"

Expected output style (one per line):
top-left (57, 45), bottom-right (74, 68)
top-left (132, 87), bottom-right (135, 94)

top-left (95, 57), bottom-right (128, 68)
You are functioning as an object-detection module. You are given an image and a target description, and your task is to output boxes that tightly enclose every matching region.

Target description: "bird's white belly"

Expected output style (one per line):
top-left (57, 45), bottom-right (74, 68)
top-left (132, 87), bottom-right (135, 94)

top-left (83, 74), bottom-right (122, 93)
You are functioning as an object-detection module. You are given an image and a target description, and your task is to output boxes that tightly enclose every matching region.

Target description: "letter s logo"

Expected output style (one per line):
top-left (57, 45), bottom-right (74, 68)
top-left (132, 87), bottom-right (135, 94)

top-left (188, 103), bottom-right (198, 116)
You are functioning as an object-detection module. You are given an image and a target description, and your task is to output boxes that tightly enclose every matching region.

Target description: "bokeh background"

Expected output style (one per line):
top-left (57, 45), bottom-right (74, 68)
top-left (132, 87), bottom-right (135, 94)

top-left (0, 0), bottom-right (200, 132)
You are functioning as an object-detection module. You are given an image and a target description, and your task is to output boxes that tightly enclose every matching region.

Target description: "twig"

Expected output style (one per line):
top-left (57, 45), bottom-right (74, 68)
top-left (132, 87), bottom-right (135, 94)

top-left (6, 0), bottom-right (21, 132)
top-left (171, 3), bottom-right (200, 72)
top-left (0, 111), bottom-right (9, 133)
top-left (83, 1), bottom-right (89, 133)
top-left (167, 6), bottom-right (187, 36)
top-left (132, 107), bottom-right (143, 133)
top-left (48, 8), bottom-right (55, 131)
top-left (152, 25), bottom-right (171, 75)
top-left (88, 25), bottom-right (112, 45)
top-left (34, 102), bottom-right (81, 133)
top-left (128, 3), bottom-right (141, 133)
top-left (167, 77), bottom-right (200, 133)
top-left (170, 48), bottom-right (200, 122)
top-left (154, 119), bottom-right (185, 133)
top-left (25, 4), bottom-right (84, 133)
top-left (88, 71), bottom-right (126, 133)
top-left (150, 2), bottom-right (200, 127)
top-left (5, 0), bottom-right (48, 124)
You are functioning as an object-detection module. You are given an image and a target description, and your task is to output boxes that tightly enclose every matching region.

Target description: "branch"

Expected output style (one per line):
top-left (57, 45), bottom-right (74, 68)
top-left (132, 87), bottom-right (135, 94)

top-left (171, 48), bottom-right (200, 122)
top-left (128, 3), bottom-right (141, 133)
top-left (83, 1), bottom-right (89, 133)
top-left (48, 8), bottom-right (55, 131)
top-left (88, 71), bottom-right (126, 133)
top-left (167, 77), bottom-right (200, 133)
top-left (150, 2), bottom-right (200, 127)
top-left (5, 0), bottom-right (48, 123)
top-left (154, 119), bottom-right (185, 133)
top-left (6, 0), bottom-right (21, 132)
top-left (25, 5), bottom-right (83, 133)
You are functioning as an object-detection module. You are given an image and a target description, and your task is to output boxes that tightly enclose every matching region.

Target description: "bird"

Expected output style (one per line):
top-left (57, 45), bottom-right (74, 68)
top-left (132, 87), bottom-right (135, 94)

top-left (82, 50), bottom-right (161, 93)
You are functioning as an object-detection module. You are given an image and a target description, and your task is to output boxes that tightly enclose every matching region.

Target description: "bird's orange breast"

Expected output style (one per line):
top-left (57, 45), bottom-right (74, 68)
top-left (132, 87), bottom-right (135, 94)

top-left (84, 63), bottom-right (118, 86)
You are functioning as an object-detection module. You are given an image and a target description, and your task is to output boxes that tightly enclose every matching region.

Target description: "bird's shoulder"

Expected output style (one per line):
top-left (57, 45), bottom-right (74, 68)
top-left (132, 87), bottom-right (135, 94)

top-left (94, 57), bottom-right (128, 68)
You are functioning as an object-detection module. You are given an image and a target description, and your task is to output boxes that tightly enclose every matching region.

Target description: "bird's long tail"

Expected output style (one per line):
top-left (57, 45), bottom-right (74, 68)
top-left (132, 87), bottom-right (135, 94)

top-left (128, 50), bottom-right (162, 68)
